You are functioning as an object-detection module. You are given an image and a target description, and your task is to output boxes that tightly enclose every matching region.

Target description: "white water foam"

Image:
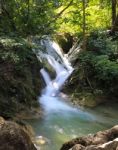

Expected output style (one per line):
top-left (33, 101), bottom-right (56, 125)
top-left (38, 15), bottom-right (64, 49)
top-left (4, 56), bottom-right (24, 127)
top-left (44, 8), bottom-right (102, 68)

top-left (38, 37), bottom-right (75, 112)
top-left (37, 37), bottom-right (95, 120)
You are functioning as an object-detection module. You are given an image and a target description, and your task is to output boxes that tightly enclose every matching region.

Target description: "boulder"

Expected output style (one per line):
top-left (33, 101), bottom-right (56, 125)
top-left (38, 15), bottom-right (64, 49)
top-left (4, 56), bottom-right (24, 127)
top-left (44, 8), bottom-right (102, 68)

top-left (86, 138), bottom-right (118, 150)
top-left (0, 117), bottom-right (37, 150)
top-left (61, 135), bottom-right (93, 150)
top-left (61, 125), bottom-right (118, 150)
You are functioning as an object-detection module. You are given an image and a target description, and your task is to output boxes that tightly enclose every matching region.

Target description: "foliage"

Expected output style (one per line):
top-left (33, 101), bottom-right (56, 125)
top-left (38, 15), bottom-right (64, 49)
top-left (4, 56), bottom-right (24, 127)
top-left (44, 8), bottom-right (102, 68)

top-left (0, 0), bottom-right (116, 36)
top-left (56, 0), bottom-right (112, 34)
top-left (0, 0), bottom-right (117, 112)
top-left (73, 31), bottom-right (118, 98)
top-left (0, 35), bottom-right (34, 63)
top-left (0, 36), bottom-right (42, 117)
top-left (0, 0), bottom-right (59, 35)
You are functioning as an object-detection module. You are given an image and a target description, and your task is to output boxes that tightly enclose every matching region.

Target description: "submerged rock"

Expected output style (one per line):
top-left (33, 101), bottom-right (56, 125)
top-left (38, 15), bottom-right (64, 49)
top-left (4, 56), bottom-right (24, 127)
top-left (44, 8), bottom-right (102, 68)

top-left (34, 136), bottom-right (50, 146)
top-left (0, 117), bottom-right (37, 150)
top-left (60, 125), bottom-right (118, 150)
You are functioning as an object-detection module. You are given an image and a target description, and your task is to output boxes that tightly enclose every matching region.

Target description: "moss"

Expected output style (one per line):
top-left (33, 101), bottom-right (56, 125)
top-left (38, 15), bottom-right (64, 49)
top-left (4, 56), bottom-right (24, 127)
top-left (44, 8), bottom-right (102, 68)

top-left (55, 33), bottom-right (74, 53)
top-left (78, 93), bottom-right (98, 107)
top-left (70, 91), bottom-right (107, 107)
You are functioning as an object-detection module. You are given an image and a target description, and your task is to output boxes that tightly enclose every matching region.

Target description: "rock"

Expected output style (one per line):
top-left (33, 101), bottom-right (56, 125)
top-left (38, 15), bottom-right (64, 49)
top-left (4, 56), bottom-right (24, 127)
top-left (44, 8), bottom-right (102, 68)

top-left (35, 136), bottom-right (46, 145)
top-left (33, 135), bottom-right (50, 148)
top-left (92, 125), bottom-right (118, 145)
top-left (60, 125), bottom-right (118, 150)
top-left (71, 144), bottom-right (85, 150)
top-left (74, 93), bottom-right (106, 108)
top-left (86, 138), bottom-right (118, 150)
top-left (0, 117), bottom-right (37, 150)
top-left (78, 93), bottom-right (97, 107)
top-left (60, 135), bottom-right (93, 150)
top-left (55, 33), bottom-right (74, 53)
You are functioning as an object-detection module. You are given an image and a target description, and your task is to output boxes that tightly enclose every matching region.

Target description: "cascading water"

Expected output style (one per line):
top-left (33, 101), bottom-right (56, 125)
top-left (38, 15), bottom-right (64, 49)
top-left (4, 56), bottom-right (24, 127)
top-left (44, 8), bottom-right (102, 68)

top-left (33, 36), bottom-right (96, 113)
top-left (38, 37), bottom-right (87, 114)
top-left (33, 36), bottom-right (96, 117)
top-left (39, 37), bottom-right (79, 112)
top-left (29, 36), bottom-right (118, 150)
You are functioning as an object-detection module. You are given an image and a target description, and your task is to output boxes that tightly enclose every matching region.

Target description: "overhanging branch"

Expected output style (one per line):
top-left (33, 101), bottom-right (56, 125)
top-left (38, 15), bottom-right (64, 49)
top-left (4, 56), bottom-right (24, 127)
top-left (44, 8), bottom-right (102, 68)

top-left (38, 0), bottom-right (74, 30)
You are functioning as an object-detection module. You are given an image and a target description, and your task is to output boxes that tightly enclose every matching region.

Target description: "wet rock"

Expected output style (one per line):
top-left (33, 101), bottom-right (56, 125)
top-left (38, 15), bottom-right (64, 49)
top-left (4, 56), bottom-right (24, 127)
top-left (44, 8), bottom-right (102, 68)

top-left (86, 138), bottom-right (118, 150)
top-left (71, 144), bottom-right (85, 150)
top-left (61, 135), bottom-right (93, 150)
top-left (70, 92), bottom-right (107, 108)
top-left (33, 135), bottom-right (50, 148)
top-left (55, 33), bottom-right (74, 53)
top-left (60, 125), bottom-right (118, 150)
top-left (0, 117), bottom-right (37, 150)
top-left (92, 125), bottom-right (118, 145)
top-left (35, 136), bottom-right (46, 145)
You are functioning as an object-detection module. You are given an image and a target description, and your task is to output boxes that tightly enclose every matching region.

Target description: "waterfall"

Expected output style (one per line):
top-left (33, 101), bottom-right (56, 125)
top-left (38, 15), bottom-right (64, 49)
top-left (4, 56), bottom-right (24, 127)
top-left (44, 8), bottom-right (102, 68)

top-left (34, 36), bottom-right (77, 112)
top-left (40, 55), bottom-right (73, 96)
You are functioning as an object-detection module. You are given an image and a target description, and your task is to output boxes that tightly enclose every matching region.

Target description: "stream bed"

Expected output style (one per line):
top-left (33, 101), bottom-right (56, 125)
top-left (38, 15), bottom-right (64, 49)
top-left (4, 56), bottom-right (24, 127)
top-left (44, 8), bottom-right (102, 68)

top-left (27, 99), bottom-right (118, 150)
top-left (30, 37), bottom-right (118, 150)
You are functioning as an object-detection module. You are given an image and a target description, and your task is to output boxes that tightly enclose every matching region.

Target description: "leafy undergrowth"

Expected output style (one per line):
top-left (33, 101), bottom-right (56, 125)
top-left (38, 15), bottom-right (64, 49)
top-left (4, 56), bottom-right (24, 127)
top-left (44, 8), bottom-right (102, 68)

top-left (0, 35), bottom-right (42, 118)
top-left (67, 31), bottom-right (118, 106)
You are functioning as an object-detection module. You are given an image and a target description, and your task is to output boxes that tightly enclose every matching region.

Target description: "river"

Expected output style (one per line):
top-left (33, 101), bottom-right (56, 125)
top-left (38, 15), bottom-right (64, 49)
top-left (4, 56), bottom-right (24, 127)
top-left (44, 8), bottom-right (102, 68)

top-left (29, 37), bottom-right (118, 150)
top-left (28, 100), bottom-right (118, 150)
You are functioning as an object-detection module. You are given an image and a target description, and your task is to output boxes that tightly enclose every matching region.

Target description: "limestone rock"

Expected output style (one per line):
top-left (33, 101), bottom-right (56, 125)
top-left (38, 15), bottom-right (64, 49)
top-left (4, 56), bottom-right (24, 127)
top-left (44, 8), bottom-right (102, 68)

top-left (71, 144), bottom-right (85, 150)
top-left (0, 117), bottom-right (37, 150)
top-left (86, 138), bottom-right (118, 150)
top-left (60, 125), bottom-right (118, 150)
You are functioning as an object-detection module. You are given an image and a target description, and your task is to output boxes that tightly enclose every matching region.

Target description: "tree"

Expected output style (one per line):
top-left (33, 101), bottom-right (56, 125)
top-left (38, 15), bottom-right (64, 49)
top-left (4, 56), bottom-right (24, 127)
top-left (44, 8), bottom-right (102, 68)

top-left (82, 0), bottom-right (86, 50)
top-left (110, 0), bottom-right (118, 34)
top-left (111, 0), bottom-right (117, 27)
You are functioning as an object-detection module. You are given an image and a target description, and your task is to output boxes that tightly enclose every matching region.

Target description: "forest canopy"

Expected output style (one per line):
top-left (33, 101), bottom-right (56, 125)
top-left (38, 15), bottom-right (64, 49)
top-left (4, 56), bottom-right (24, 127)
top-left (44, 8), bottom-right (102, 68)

top-left (0, 0), bottom-right (117, 36)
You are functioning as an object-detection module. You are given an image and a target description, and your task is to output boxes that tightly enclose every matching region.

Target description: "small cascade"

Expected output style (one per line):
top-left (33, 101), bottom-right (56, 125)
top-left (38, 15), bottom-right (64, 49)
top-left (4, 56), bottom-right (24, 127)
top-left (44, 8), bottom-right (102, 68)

top-left (40, 53), bottom-right (73, 97)
top-left (34, 36), bottom-right (76, 112)
top-left (29, 36), bottom-right (103, 150)
top-left (40, 68), bottom-right (51, 85)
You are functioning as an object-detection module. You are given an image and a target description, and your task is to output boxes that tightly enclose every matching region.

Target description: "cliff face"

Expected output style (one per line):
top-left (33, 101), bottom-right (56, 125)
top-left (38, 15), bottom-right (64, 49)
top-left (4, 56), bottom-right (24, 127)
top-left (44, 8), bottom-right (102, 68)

top-left (0, 36), bottom-right (42, 118)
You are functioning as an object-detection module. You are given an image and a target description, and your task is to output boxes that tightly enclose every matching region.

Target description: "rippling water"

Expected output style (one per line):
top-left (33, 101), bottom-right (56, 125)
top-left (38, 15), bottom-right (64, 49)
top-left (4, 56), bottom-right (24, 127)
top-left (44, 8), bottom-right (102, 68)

top-left (27, 100), bottom-right (118, 150)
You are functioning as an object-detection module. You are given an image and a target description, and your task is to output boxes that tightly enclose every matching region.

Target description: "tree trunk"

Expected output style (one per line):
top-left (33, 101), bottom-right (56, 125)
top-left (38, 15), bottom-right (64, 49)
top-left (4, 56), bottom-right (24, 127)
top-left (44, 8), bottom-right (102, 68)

top-left (82, 0), bottom-right (86, 51)
top-left (112, 0), bottom-right (116, 27)
top-left (111, 14), bottom-right (118, 33)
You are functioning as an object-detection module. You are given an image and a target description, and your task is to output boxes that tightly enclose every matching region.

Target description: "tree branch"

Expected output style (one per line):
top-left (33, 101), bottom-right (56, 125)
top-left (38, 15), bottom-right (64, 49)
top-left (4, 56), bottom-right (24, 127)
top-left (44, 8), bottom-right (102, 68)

top-left (54, 0), bottom-right (73, 19)
top-left (38, 0), bottom-right (74, 30)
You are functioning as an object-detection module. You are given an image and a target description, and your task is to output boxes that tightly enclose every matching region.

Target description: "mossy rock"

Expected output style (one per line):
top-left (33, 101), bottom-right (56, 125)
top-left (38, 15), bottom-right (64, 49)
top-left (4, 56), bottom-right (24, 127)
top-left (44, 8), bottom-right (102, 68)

top-left (0, 117), bottom-right (37, 150)
top-left (79, 93), bottom-right (97, 107)
top-left (71, 92), bottom-right (107, 107)
top-left (55, 33), bottom-right (74, 53)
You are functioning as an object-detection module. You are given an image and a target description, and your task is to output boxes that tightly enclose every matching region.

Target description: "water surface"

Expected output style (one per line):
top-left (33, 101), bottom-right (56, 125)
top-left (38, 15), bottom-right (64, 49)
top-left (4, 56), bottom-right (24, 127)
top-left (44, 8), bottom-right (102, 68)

top-left (31, 37), bottom-right (118, 150)
top-left (27, 99), bottom-right (118, 150)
